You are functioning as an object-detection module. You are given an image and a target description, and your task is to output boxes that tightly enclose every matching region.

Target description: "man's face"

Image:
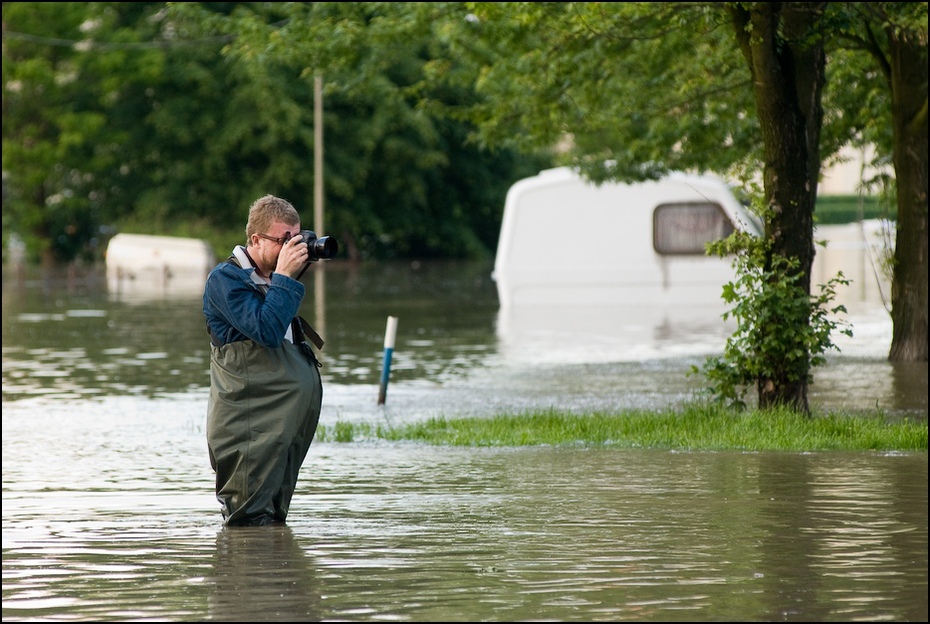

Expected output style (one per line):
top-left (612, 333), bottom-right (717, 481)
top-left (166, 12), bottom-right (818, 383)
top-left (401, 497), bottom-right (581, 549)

top-left (253, 221), bottom-right (299, 273)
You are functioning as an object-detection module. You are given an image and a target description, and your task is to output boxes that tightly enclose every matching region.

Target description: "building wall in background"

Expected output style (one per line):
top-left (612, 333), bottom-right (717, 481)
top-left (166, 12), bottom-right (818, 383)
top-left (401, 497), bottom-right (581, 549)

top-left (819, 145), bottom-right (889, 196)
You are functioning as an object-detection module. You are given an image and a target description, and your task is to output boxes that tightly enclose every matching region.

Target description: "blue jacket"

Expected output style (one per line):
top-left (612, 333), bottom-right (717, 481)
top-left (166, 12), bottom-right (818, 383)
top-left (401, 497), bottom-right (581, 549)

top-left (203, 258), bottom-right (305, 348)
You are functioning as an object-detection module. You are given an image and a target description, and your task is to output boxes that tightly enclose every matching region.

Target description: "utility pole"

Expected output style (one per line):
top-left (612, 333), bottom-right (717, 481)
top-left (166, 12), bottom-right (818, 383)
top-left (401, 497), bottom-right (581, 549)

top-left (314, 74), bottom-right (324, 235)
top-left (313, 74), bottom-right (326, 354)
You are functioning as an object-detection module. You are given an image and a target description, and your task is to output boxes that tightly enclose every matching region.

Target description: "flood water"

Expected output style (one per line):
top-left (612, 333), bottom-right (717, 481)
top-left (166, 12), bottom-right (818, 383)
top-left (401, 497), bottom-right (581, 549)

top-left (2, 236), bottom-right (927, 622)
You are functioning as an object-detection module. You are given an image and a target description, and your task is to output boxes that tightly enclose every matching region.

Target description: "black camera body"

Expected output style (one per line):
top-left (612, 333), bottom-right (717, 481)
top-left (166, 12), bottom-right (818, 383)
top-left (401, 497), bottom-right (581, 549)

top-left (297, 229), bottom-right (338, 262)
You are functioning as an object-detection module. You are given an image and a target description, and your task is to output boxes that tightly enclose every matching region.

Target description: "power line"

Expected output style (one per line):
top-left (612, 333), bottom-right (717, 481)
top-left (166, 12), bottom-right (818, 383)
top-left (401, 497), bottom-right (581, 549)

top-left (1, 29), bottom-right (233, 51)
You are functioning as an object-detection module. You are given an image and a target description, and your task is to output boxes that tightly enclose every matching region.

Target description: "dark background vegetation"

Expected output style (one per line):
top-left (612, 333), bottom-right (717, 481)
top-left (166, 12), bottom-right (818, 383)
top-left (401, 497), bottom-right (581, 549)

top-left (1, 2), bottom-right (552, 266)
top-left (1, 2), bottom-right (896, 268)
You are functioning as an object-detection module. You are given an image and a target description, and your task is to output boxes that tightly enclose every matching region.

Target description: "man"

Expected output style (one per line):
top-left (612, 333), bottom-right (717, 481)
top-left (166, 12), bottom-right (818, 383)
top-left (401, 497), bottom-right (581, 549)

top-left (202, 194), bottom-right (323, 526)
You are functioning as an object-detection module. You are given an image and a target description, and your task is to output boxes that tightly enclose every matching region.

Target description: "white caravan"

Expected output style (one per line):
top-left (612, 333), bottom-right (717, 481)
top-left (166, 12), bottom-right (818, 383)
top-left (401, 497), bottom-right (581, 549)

top-left (492, 167), bottom-right (762, 310)
top-left (491, 167), bottom-right (763, 363)
top-left (105, 233), bottom-right (215, 301)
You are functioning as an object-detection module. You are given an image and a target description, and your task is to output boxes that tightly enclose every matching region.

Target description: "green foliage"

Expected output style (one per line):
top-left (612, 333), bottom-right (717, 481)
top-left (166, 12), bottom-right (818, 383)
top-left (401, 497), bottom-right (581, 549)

top-left (149, 1), bottom-right (553, 261)
top-left (2, 2), bottom-right (126, 263)
top-left (691, 218), bottom-right (853, 410)
top-left (3, 2), bottom-right (919, 265)
top-left (3, 2), bottom-right (552, 265)
top-left (313, 404), bottom-right (927, 451)
top-left (441, 2), bottom-right (761, 184)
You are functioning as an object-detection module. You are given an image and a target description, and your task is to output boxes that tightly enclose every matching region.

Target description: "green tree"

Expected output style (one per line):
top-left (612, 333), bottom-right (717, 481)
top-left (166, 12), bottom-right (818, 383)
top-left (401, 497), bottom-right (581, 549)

top-left (3, 2), bottom-right (548, 263)
top-left (2, 2), bottom-right (159, 265)
top-left (2, 1), bottom-right (236, 260)
top-left (837, 3), bottom-right (928, 363)
top-left (726, 2), bottom-right (827, 412)
top-left (145, 1), bottom-right (551, 260)
top-left (417, 1), bottom-right (825, 410)
top-left (412, 2), bottom-right (926, 410)
top-left (811, 2), bottom-right (928, 363)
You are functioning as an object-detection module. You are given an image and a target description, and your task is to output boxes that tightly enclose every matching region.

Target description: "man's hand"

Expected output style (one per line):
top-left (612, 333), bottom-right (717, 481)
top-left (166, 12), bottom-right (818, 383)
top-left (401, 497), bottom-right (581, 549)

top-left (276, 234), bottom-right (309, 278)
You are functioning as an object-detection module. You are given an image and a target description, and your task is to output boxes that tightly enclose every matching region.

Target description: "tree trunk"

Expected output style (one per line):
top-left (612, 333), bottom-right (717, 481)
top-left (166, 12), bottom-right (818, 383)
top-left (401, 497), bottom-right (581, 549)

top-left (729, 3), bottom-right (827, 413)
top-left (886, 27), bottom-right (929, 362)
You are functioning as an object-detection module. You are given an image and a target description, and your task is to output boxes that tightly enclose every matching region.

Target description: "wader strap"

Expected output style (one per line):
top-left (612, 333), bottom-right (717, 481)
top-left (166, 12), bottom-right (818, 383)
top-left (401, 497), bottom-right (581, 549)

top-left (208, 324), bottom-right (223, 347)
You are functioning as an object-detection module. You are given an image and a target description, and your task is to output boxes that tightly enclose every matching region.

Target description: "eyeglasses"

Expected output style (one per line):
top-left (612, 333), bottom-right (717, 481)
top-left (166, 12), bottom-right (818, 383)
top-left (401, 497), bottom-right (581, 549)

top-left (256, 232), bottom-right (292, 245)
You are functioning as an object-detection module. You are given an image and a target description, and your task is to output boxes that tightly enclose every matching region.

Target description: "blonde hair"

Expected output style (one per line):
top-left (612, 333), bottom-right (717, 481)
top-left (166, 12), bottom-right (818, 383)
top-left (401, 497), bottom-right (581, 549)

top-left (245, 195), bottom-right (300, 243)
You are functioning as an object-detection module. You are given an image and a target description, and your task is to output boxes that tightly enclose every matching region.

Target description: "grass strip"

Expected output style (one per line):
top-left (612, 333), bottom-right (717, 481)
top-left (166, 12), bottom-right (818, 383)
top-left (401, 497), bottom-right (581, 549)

top-left (317, 403), bottom-right (927, 451)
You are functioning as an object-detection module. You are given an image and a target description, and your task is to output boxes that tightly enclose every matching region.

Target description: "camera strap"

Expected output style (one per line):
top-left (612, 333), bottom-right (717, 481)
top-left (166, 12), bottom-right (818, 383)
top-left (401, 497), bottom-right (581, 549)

top-left (294, 316), bottom-right (325, 351)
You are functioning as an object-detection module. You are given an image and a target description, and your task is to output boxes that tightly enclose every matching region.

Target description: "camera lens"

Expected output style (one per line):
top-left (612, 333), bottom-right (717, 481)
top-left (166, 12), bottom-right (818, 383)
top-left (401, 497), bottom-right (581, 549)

top-left (309, 235), bottom-right (338, 260)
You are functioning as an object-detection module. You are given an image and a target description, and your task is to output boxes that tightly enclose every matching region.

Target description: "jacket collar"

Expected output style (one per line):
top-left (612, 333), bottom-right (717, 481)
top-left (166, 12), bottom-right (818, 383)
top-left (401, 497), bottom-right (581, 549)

top-left (232, 245), bottom-right (270, 286)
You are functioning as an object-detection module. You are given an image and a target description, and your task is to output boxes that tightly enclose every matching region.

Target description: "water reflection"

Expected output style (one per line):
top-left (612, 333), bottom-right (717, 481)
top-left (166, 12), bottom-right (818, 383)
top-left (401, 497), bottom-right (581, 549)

top-left (495, 301), bottom-right (736, 365)
top-left (107, 272), bottom-right (208, 304)
top-left (210, 526), bottom-right (321, 622)
top-left (1, 397), bottom-right (927, 621)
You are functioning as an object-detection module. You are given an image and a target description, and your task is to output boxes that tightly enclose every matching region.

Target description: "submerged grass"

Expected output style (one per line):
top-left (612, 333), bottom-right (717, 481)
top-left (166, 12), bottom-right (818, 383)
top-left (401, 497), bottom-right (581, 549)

top-left (316, 403), bottom-right (927, 452)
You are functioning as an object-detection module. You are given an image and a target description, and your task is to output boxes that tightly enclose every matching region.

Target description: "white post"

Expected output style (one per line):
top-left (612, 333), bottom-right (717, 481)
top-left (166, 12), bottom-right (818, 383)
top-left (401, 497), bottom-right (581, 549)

top-left (378, 316), bottom-right (399, 405)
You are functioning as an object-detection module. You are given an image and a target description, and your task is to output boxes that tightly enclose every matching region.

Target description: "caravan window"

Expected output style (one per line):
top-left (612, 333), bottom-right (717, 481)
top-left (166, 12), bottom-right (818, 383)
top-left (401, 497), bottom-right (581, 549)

top-left (653, 202), bottom-right (735, 255)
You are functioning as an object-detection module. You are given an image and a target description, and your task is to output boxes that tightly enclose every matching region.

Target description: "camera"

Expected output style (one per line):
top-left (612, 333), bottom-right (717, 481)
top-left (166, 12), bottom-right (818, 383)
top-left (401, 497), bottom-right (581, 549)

top-left (296, 229), bottom-right (338, 261)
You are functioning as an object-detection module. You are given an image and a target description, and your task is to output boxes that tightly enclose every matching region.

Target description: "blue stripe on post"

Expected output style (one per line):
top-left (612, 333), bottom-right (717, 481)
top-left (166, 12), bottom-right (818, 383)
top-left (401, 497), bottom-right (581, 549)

top-left (378, 316), bottom-right (398, 405)
top-left (378, 347), bottom-right (394, 405)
